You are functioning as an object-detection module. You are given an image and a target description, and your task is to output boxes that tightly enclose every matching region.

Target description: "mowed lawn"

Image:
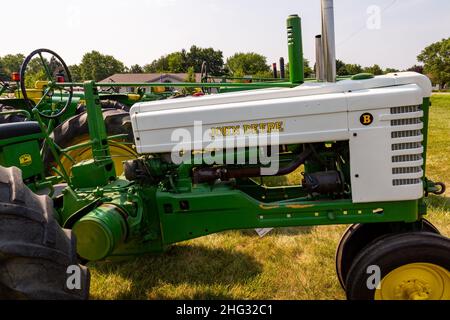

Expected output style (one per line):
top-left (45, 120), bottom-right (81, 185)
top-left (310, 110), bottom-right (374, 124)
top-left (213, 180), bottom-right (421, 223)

top-left (89, 95), bottom-right (450, 300)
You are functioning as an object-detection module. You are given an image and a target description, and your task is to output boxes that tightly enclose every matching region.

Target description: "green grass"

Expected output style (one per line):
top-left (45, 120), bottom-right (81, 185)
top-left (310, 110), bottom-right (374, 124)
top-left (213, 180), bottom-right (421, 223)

top-left (89, 95), bottom-right (450, 300)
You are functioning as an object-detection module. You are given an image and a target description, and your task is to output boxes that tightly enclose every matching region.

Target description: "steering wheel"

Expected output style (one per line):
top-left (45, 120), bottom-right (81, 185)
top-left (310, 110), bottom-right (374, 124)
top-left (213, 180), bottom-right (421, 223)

top-left (20, 48), bottom-right (73, 119)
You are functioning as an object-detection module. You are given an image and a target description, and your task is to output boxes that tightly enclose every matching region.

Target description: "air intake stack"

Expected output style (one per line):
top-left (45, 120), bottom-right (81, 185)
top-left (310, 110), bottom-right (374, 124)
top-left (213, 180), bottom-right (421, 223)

top-left (321, 0), bottom-right (336, 82)
top-left (315, 35), bottom-right (325, 81)
top-left (287, 14), bottom-right (304, 84)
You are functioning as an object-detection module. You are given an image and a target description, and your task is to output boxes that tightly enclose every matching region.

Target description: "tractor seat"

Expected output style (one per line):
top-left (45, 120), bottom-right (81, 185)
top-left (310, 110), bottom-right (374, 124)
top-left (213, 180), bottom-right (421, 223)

top-left (0, 122), bottom-right (42, 140)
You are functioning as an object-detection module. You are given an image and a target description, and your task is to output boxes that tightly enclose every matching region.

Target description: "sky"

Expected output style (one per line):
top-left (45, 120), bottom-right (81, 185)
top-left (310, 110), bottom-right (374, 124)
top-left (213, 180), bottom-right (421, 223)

top-left (1, 0), bottom-right (449, 70)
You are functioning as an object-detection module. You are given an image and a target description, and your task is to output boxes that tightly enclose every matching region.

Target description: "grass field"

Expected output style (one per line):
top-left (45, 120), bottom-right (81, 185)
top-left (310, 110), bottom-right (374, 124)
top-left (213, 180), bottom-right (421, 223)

top-left (89, 95), bottom-right (450, 300)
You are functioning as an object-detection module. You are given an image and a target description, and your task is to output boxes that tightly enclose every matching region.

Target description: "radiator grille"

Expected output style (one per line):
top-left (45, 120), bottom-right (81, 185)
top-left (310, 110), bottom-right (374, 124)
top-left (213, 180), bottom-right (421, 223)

top-left (391, 130), bottom-right (422, 139)
top-left (392, 167), bottom-right (422, 175)
top-left (390, 105), bottom-right (424, 187)
top-left (392, 142), bottom-right (422, 151)
top-left (390, 105), bottom-right (421, 114)
top-left (393, 178), bottom-right (421, 186)
top-left (392, 154), bottom-right (422, 163)
top-left (391, 118), bottom-right (421, 126)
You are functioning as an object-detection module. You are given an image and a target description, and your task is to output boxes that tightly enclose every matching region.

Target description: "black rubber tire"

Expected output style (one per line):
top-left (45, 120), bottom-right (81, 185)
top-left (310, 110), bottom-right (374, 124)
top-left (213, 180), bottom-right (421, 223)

top-left (75, 99), bottom-right (130, 114)
top-left (0, 105), bottom-right (27, 124)
top-left (336, 220), bottom-right (440, 290)
top-left (0, 166), bottom-right (90, 299)
top-left (345, 232), bottom-right (450, 300)
top-left (43, 108), bottom-right (134, 175)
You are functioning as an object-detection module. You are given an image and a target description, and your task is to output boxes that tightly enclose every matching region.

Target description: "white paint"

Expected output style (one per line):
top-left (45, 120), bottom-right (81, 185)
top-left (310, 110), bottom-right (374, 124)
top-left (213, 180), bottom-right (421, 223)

top-left (130, 72), bottom-right (432, 203)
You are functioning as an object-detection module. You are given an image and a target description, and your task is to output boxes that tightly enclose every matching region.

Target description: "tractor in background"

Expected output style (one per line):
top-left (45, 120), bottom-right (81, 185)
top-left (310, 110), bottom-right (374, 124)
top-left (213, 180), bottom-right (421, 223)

top-left (0, 49), bottom-right (170, 178)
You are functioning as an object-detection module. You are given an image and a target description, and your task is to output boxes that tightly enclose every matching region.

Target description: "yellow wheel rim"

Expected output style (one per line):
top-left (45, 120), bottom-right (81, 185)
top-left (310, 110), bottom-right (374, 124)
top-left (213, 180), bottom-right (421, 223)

top-left (375, 263), bottom-right (450, 300)
top-left (59, 138), bottom-right (136, 176)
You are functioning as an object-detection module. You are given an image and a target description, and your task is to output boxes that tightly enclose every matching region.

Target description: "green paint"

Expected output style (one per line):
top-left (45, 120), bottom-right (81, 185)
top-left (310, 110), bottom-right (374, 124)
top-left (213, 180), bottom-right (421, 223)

top-left (0, 139), bottom-right (44, 180)
top-left (73, 204), bottom-right (127, 261)
top-left (421, 97), bottom-right (430, 176)
top-left (287, 15), bottom-right (304, 84)
top-left (69, 81), bottom-right (116, 189)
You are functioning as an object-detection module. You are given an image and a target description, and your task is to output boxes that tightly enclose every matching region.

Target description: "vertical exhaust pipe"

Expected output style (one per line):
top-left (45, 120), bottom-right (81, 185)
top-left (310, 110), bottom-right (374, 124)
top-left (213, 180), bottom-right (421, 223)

top-left (287, 14), bottom-right (304, 84)
top-left (321, 0), bottom-right (336, 82)
top-left (279, 57), bottom-right (285, 79)
top-left (315, 35), bottom-right (325, 81)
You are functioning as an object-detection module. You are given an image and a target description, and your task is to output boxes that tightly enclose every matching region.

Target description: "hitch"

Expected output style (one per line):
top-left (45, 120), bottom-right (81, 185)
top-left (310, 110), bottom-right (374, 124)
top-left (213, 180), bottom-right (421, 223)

top-left (425, 179), bottom-right (446, 196)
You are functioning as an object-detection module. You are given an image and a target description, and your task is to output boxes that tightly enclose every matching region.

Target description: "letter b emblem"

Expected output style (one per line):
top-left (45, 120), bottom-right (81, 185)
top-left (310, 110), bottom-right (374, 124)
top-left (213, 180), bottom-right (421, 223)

top-left (360, 113), bottom-right (374, 126)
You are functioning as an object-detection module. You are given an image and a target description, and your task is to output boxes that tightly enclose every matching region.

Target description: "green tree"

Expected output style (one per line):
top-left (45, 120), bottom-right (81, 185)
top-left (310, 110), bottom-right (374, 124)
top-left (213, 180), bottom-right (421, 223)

top-left (255, 70), bottom-right (274, 79)
top-left (22, 57), bottom-right (52, 87)
top-left (79, 51), bottom-right (125, 81)
top-left (129, 64), bottom-right (144, 73)
top-left (143, 46), bottom-right (224, 75)
top-left (69, 65), bottom-right (82, 82)
top-left (407, 65), bottom-right (424, 74)
top-left (334, 60), bottom-right (363, 76)
top-left (182, 66), bottom-right (197, 94)
top-left (167, 52), bottom-right (186, 73)
top-left (344, 63), bottom-right (363, 76)
top-left (336, 59), bottom-right (347, 76)
top-left (303, 59), bottom-right (313, 78)
top-left (186, 46), bottom-right (224, 75)
top-left (144, 55), bottom-right (169, 73)
top-left (0, 54), bottom-right (25, 77)
top-left (384, 68), bottom-right (399, 74)
top-left (226, 52), bottom-right (270, 76)
top-left (25, 70), bottom-right (46, 88)
top-left (364, 64), bottom-right (383, 75)
top-left (418, 38), bottom-right (450, 88)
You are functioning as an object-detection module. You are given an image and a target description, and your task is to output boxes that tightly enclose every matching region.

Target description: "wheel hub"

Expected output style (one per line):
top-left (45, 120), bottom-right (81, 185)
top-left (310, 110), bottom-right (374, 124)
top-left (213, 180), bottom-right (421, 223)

top-left (375, 263), bottom-right (450, 300)
top-left (395, 279), bottom-right (431, 300)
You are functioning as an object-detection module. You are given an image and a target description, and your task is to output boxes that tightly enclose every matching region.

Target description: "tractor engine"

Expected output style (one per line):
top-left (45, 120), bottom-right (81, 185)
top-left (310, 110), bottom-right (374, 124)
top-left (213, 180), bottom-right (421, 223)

top-left (129, 72), bottom-right (431, 204)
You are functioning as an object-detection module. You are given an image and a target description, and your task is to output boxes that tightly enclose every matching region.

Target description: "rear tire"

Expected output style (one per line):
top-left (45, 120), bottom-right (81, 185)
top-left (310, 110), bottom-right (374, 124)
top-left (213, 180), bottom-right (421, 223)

top-left (0, 105), bottom-right (27, 124)
top-left (43, 109), bottom-right (136, 176)
top-left (0, 166), bottom-right (90, 299)
top-left (75, 99), bottom-right (130, 114)
top-left (345, 232), bottom-right (450, 300)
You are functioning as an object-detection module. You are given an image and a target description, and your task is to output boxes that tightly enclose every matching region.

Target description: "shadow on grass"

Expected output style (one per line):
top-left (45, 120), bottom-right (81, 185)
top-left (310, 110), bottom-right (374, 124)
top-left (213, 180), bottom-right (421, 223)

top-left (425, 194), bottom-right (450, 211)
top-left (89, 244), bottom-right (262, 299)
top-left (237, 226), bottom-right (313, 237)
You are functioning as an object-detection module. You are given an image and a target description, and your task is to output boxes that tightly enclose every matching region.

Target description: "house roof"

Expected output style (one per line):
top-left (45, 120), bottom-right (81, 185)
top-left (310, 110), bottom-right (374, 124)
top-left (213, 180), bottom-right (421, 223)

top-left (99, 73), bottom-right (202, 83)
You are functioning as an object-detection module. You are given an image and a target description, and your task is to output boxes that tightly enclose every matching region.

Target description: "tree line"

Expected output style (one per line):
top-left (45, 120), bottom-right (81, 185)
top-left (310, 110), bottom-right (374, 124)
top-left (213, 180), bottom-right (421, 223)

top-left (0, 38), bottom-right (448, 87)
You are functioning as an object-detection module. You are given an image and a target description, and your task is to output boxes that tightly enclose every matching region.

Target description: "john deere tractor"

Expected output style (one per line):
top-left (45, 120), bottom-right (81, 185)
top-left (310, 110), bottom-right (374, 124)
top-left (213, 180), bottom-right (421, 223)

top-left (0, 0), bottom-right (449, 300)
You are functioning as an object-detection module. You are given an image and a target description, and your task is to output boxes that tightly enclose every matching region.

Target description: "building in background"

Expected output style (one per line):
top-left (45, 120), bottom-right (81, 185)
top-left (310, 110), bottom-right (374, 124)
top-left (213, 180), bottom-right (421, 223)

top-left (99, 73), bottom-right (202, 93)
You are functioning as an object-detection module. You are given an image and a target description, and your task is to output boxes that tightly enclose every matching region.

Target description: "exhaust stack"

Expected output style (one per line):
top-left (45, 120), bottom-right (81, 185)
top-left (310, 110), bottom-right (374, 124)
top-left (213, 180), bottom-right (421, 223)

top-left (321, 0), bottom-right (336, 82)
top-left (315, 35), bottom-right (325, 81)
top-left (280, 57), bottom-right (286, 79)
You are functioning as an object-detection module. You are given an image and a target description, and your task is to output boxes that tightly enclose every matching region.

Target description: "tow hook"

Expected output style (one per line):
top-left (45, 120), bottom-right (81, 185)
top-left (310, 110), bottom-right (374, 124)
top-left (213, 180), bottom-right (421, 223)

top-left (425, 180), bottom-right (446, 196)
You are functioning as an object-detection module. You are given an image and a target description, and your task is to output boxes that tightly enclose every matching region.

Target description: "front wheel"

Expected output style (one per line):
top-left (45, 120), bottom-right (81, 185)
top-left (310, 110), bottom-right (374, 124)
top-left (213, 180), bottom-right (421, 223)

top-left (335, 220), bottom-right (440, 289)
top-left (345, 232), bottom-right (450, 300)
